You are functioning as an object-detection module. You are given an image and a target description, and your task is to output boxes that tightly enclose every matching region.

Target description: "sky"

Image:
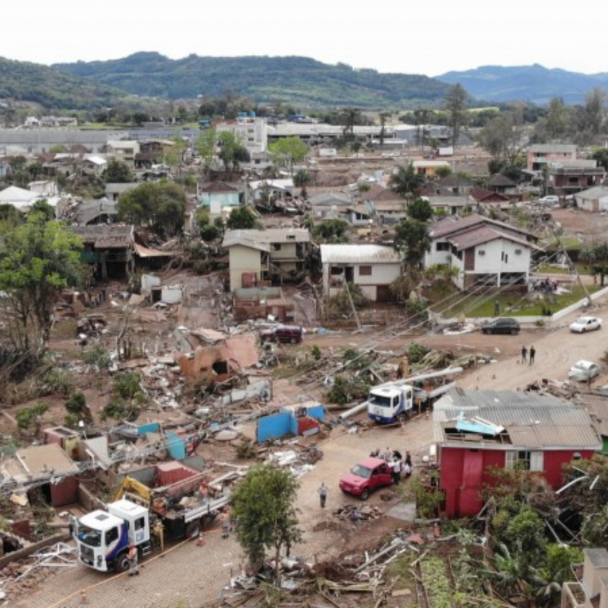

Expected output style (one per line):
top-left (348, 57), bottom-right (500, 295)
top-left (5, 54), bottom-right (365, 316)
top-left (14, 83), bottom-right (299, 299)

top-left (2, 1), bottom-right (607, 77)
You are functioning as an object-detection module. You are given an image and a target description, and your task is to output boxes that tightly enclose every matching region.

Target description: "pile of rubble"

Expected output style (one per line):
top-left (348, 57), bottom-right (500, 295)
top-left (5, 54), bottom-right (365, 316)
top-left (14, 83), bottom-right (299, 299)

top-left (335, 504), bottom-right (382, 521)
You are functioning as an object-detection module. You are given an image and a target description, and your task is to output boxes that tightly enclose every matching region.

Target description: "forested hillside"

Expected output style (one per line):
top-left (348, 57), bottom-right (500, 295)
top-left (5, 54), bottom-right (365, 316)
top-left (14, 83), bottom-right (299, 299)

top-left (54, 52), bottom-right (452, 108)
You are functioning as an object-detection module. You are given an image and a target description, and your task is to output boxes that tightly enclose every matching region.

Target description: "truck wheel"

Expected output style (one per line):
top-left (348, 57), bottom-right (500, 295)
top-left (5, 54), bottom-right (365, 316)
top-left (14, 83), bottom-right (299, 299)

top-left (185, 521), bottom-right (201, 539)
top-left (510, 328), bottom-right (518, 335)
top-left (290, 337), bottom-right (297, 344)
top-left (360, 489), bottom-right (369, 501)
top-left (115, 552), bottom-right (130, 573)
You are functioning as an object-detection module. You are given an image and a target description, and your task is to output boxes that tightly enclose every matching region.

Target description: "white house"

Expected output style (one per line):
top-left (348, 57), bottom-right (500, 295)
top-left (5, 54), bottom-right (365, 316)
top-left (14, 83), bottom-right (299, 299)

top-left (0, 185), bottom-right (61, 213)
top-left (106, 140), bottom-right (141, 167)
top-left (575, 186), bottom-right (608, 212)
top-left (320, 244), bottom-right (402, 302)
top-left (426, 214), bottom-right (541, 290)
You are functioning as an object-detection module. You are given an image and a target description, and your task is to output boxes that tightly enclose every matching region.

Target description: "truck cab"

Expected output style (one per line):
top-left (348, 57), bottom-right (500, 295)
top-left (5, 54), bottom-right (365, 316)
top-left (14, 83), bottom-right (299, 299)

top-left (367, 385), bottom-right (413, 423)
top-left (75, 500), bottom-right (150, 572)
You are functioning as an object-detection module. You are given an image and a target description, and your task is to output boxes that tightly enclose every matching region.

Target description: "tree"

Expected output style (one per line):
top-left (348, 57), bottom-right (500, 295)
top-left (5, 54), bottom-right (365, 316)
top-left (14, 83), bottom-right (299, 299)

top-left (195, 128), bottom-right (217, 174)
top-left (312, 219), bottom-right (349, 244)
top-left (30, 199), bottom-right (55, 222)
top-left (477, 110), bottom-right (527, 166)
top-left (103, 159), bottom-right (133, 183)
top-left (231, 464), bottom-right (302, 580)
top-left (578, 87), bottom-right (607, 144)
top-left (339, 107), bottom-right (362, 144)
top-left (544, 97), bottom-right (570, 140)
top-left (592, 148), bottom-right (608, 172)
top-left (394, 219), bottom-right (431, 267)
top-left (268, 137), bottom-right (309, 174)
top-left (379, 112), bottom-right (391, 148)
top-left (226, 206), bottom-right (258, 230)
top-left (444, 84), bottom-right (469, 147)
top-left (0, 203), bottom-right (23, 225)
top-left (218, 131), bottom-right (250, 172)
top-left (407, 198), bottom-right (433, 222)
top-left (164, 135), bottom-right (187, 173)
top-left (0, 215), bottom-right (84, 351)
top-left (390, 163), bottom-right (425, 200)
top-left (580, 243), bottom-right (608, 285)
top-left (117, 181), bottom-right (187, 237)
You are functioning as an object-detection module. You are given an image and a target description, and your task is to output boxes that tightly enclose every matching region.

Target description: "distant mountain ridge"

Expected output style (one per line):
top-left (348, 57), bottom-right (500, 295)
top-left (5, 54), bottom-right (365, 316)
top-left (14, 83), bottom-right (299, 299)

top-left (0, 56), bottom-right (131, 110)
top-left (437, 64), bottom-right (608, 105)
top-left (53, 52), bottom-right (452, 108)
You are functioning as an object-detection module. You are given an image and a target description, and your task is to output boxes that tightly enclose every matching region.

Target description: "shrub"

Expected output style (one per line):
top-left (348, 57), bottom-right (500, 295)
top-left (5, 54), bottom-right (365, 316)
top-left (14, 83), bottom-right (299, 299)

top-left (16, 403), bottom-right (49, 429)
top-left (310, 344), bottom-right (322, 361)
top-left (40, 368), bottom-right (73, 397)
top-left (84, 344), bottom-right (111, 370)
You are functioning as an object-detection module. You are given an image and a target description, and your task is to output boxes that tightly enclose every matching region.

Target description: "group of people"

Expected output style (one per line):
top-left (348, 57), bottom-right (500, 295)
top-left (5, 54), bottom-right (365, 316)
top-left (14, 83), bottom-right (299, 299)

top-left (521, 345), bottom-right (536, 365)
top-left (533, 279), bottom-right (559, 294)
top-left (370, 448), bottom-right (413, 485)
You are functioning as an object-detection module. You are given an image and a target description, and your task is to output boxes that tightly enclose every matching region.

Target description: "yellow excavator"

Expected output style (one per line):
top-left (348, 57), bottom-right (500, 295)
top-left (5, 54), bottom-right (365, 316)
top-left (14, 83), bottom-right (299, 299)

top-left (113, 476), bottom-right (153, 507)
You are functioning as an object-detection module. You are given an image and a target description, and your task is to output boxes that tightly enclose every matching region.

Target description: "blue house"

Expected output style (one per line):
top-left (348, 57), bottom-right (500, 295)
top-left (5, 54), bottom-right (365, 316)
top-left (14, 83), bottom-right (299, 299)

top-left (198, 182), bottom-right (241, 218)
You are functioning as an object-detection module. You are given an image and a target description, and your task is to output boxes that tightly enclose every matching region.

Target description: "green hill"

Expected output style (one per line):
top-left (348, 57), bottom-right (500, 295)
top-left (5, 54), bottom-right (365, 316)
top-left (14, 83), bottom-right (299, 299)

top-left (0, 56), bottom-right (131, 110)
top-left (53, 52), bottom-right (452, 108)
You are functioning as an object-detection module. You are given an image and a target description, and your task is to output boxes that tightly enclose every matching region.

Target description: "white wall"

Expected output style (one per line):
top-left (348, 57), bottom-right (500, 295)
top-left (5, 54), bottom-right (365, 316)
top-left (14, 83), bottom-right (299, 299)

top-left (426, 240), bottom-right (452, 267)
top-left (473, 239), bottom-right (531, 275)
top-left (324, 262), bottom-right (402, 301)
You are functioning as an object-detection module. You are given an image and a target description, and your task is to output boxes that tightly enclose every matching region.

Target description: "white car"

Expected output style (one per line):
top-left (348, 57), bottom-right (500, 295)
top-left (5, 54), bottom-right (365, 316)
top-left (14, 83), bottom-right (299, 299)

top-left (568, 360), bottom-right (601, 382)
top-left (538, 195), bottom-right (559, 205)
top-left (569, 316), bottom-right (602, 333)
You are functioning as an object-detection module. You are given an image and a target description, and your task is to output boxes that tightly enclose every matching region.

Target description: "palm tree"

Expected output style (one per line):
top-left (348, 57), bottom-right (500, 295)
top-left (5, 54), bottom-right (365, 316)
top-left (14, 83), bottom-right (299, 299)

top-left (390, 163), bottom-right (425, 201)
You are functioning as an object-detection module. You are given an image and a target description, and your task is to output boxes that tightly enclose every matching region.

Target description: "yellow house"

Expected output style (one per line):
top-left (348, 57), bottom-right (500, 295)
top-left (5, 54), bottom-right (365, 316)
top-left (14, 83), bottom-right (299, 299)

top-left (412, 160), bottom-right (451, 177)
top-left (222, 229), bottom-right (311, 291)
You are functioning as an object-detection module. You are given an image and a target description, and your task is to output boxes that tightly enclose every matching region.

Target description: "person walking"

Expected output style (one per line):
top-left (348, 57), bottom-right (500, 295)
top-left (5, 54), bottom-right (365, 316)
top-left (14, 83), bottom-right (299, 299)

top-left (318, 482), bottom-right (328, 508)
top-left (494, 301), bottom-right (500, 316)
top-left (405, 451), bottom-right (412, 468)
top-left (220, 508), bottom-right (231, 538)
top-left (392, 458), bottom-right (402, 485)
top-left (127, 543), bottom-right (139, 576)
top-left (529, 346), bottom-right (535, 365)
top-left (521, 346), bottom-right (528, 364)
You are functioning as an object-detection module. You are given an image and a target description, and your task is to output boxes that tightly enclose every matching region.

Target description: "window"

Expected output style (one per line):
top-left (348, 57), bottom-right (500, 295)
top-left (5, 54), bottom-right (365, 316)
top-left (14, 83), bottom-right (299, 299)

top-left (436, 242), bottom-right (450, 252)
top-left (505, 450), bottom-right (543, 472)
top-left (105, 527), bottom-right (119, 545)
top-left (287, 235), bottom-right (296, 240)
top-left (359, 266), bottom-right (372, 276)
top-left (514, 249), bottom-right (522, 255)
top-left (478, 250), bottom-right (486, 256)
top-left (134, 517), bottom-right (145, 531)
top-left (272, 243), bottom-right (282, 251)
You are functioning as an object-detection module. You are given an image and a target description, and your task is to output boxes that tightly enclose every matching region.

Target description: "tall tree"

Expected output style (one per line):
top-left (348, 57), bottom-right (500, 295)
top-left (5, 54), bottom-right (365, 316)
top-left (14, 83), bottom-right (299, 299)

top-left (544, 97), bottom-right (570, 140)
top-left (379, 112), bottom-right (392, 148)
top-left (579, 87), bottom-right (608, 144)
top-left (117, 181), bottom-right (187, 237)
top-left (103, 159), bottom-right (133, 183)
top-left (477, 110), bottom-right (527, 166)
top-left (226, 206), bottom-right (259, 230)
top-left (217, 132), bottom-right (250, 172)
top-left (407, 198), bottom-right (433, 222)
top-left (268, 137), bottom-right (309, 175)
top-left (390, 163), bottom-right (425, 201)
top-left (231, 464), bottom-right (302, 581)
top-left (195, 128), bottom-right (217, 174)
top-left (393, 218), bottom-right (432, 267)
top-left (0, 215), bottom-right (84, 350)
top-left (444, 84), bottom-right (469, 147)
top-left (580, 243), bottom-right (608, 285)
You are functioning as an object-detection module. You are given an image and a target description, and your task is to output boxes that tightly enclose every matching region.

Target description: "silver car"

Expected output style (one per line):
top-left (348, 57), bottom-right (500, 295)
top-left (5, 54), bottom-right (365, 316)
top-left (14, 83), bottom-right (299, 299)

top-left (568, 360), bottom-right (601, 382)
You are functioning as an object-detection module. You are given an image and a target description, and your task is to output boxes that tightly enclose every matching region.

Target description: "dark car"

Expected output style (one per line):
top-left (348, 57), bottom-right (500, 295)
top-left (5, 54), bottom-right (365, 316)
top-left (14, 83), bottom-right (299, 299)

top-left (481, 318), bottom-right (520, 335)
top-left (259, 325), bottom-right (303, 344)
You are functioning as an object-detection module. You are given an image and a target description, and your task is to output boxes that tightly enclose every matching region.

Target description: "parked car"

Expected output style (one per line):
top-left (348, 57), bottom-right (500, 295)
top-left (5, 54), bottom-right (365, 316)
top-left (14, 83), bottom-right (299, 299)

top-left (339, 457), bottom-right (394, 500)
top-left (568, 360), bottom-right (601, 382)
top-left (259, 325), bottom-right (303, 344)
top-left (481, 318), bottom-right (521, 335)
top-left (569, 316), bottom-right (602, 333)
top-left (538, 195), bottom-right (559, 205)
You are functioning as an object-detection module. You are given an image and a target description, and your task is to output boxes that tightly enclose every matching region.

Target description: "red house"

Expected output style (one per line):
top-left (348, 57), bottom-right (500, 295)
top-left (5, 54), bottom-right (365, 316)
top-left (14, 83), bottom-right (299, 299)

top-left (434, 388), bottom-right (601, 518)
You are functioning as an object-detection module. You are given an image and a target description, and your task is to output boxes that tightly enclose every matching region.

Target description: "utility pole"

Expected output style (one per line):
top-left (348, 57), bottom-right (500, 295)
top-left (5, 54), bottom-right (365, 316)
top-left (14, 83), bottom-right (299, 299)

top-left (344, 281), bottom-right (362, 332)
top-left (552, 230), bottom-right (592, 306)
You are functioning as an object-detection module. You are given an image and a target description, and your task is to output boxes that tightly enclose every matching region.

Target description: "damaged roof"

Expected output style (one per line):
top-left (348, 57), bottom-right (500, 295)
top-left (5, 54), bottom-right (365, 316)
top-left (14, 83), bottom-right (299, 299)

top-left (431, 213), bottom-right (534, 240)
top-left (1, 443), bottom-right (79, 483)
top-left (434, 387), bottom-right (601, 450)
top-left (69, 224), bottom-right (134, 248)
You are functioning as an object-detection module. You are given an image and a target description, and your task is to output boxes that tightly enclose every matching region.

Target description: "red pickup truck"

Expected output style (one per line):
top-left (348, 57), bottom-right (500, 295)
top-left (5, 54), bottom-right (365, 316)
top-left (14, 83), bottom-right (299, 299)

top-left (339, 457), bottom-right (394, 500)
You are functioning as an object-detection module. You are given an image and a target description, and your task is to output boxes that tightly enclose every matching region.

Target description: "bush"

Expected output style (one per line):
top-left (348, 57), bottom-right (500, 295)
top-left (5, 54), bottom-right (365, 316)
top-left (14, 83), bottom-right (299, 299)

top-left (65, 391), bottom-right (92, 423)
top-left (328, 282), bottom-right (367, 314)
top-left (84, 344), bottom-right (111, 370)
top-left (406, 342), bottom-right (431, 364)
top-left (236, 439), bottom-right (256, 459)
top-left (113, 372), bottom-right (145, 402)
top-left (40, 368), bottom-right (73, 396)
top-left (16, 403), bottom-right (49, 429)
top-left (310, 344), bottom-right (322, 361)
top-left (326, 374), bottom-right (370, 405)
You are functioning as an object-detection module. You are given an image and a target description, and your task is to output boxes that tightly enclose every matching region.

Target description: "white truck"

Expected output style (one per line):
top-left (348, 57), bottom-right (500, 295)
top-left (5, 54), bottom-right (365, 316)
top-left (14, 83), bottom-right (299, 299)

top-left (367, 368), bottom-right (463, 424)
top-left (74, 493), bottom-right (230, 572)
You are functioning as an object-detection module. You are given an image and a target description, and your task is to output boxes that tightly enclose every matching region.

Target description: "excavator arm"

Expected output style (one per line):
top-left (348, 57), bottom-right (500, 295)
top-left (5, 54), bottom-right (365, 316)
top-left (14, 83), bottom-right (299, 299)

top-left (113, 476), bottom-right (153, 506)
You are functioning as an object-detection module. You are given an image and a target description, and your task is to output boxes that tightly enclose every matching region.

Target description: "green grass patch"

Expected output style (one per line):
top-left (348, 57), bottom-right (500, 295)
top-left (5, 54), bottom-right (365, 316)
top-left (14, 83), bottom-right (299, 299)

top-left (536, 263), bottom-right (592, 275)
top-left (545, 236), bottom-right (583, 250)
top-left (436, 284), bottom-right (599, 318)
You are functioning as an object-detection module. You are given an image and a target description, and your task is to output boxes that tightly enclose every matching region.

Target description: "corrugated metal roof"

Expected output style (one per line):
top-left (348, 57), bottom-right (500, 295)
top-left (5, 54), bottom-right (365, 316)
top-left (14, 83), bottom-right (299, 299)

top-left (529, 144), bottom-right (577, 154)
top-left (434, 387), bottom-right (601, 450)
top-left (320, 244), bottom-right (402, 264)
top-left (0, 129), bottom-right (128, 145)
top-left (576, 186), bottom-right (608, 200)
top-left (222, 229), bottom-right (310, 249)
